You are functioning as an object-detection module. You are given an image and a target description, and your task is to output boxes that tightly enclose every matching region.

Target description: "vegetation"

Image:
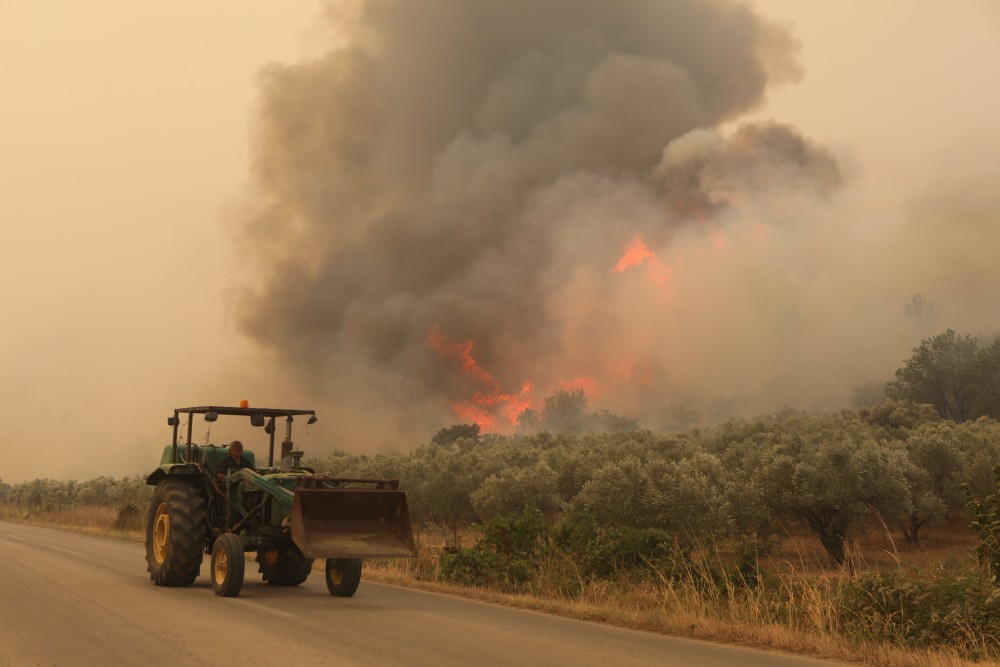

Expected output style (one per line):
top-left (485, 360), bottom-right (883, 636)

top-left (516, 389), bottom-right (640, 435)
top-left (887, 329), bottom-right (1000, 422)
top-left (296, 409), bottom-right (1000, 566)
top-left (1, 474), bottom-right (150, 532)
top-left (966, 464), bottom-right (1000, 580)
top-left (3, 329), bottom-right (1000, 663)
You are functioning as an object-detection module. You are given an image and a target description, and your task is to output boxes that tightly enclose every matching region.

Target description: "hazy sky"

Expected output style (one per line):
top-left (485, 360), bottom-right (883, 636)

top-left (1, 1), bottom-right (998, 483)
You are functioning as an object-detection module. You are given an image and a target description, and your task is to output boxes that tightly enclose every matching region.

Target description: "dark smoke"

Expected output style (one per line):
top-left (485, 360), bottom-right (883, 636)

top-left (234, 0), bottom-right (842, 443)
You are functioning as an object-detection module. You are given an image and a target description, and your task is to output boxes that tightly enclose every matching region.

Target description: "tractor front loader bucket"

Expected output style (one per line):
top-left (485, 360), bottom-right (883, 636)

top-left (290, 487), bottom-right (417, 559)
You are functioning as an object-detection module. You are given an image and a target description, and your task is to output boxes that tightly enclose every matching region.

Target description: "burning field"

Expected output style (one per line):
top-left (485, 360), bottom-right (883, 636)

top-left (231, 0), bottom-right (1000, 444)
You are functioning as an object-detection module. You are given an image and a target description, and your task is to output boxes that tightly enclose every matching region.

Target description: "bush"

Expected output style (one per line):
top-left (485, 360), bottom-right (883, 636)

top-left (838, 571), bottom-right (1000, 655)
top-left (439, 509), bottom-right (546, 589)
top-left (965, 464), bottom-right (1000, 580)
top-left (551, 512), bottom-right (677, 580)
top-left (439, 545), bottom-right (501, 587)
top-left (112, 501), bottom-right (144, 532)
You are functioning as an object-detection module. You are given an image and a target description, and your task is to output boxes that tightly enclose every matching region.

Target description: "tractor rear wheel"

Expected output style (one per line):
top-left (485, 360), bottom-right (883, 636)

top-left (145, 478), bottom-right (207, 586)
top-left (257, 544), bottom-right (314, 586)
top-left (211, 533), bottom-right (245, 597)
top-left (325, 558), bottom-right (362, 597)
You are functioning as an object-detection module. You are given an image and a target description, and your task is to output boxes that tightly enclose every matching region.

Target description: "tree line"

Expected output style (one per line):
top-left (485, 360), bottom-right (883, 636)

top-left (306, 399), bottom-right (999, 564)
top-left (3, 328), bottom-right (1000, 566)
top-left (0, 475), bottom-right (149, 513)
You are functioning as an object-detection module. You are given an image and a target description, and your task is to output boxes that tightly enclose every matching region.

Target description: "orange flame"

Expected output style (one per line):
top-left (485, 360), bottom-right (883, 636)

top-left (614, 234), bottom-right (669, 287)
top-left (427, 326), bottom-right (535, 431)
top-left (427, 326), bottom-right (495, 386)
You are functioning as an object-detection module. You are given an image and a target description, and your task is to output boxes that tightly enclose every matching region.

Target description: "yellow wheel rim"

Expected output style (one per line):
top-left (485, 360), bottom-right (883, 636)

top-left (329, 563), bottom-right (343, 585)
top-left (214, 544), bottom-right (229, 586)
top-left (152, 502), bottom-right (170, 564)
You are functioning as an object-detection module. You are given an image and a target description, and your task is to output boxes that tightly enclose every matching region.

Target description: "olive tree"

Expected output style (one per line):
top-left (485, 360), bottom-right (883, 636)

top-left (431, 423), bottom-right (481, 446)
top-left (519, 390), bottom-right (638, 435)
top-left (898, 423), bottom-right (968, 542)
top-left (886, 330), bottom-right (993, 422)
top-left (572, 455), bottom-right (651, 528)
top-left (764, 435), bottom-right (912, 564)
top-left (571, 452), bottom-right (731, 547)
top-left (470, 461), bottom-right (561, 521)
top-left (401, 444), bottom-right (484, 529)
top-left (645, 453), bottom-right (732, 543)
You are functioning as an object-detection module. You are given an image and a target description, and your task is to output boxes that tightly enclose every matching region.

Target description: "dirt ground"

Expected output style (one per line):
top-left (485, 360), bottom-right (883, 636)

top-left (771, 520), bottom-right (981, 576)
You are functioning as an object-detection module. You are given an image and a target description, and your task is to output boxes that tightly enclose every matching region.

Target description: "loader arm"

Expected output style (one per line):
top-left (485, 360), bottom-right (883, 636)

top-left (233, 467), bottom-right (295, 506)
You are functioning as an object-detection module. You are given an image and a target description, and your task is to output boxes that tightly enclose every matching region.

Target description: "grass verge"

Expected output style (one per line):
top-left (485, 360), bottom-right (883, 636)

top-left (360, 528), bottom-right (997, 667)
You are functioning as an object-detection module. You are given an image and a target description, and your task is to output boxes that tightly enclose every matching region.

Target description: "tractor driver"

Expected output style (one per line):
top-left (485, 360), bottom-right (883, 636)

top-left (216, 440), bottom-right (253, 481)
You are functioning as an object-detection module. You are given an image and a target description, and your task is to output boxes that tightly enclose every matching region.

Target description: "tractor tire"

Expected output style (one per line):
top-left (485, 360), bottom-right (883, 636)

top-left (257, 544), bottom-right (314, 586)
top-left (325, 558), bottom-right (362, 597)
top-left (211, 533), bottom-right (245, 597)
top-left (145, 478), bottom-right (207, 586)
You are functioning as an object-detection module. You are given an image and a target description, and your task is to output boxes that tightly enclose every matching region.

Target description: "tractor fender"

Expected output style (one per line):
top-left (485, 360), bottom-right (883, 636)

top-left (146, 463), bottom-right (202, 486)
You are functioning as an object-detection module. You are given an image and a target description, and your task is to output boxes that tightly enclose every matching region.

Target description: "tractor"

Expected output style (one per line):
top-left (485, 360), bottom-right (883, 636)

top-left (144, 404), bottom-right (416, 597)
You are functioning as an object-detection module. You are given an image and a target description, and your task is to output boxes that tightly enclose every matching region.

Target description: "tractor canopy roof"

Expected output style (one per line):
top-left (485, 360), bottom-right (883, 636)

top-left (174, 406), bottom-right (315, 419)
top-left (169, 406), bottom-right (317, 429)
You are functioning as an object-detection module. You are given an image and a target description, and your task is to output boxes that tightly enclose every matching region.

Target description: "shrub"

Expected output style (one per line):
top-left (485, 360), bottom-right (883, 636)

top-left (838, 570), bottom-right (1000, 655)
top-left (439, 544), bottom-right (501, 587)
top-left (965, 464), bottom-right (1000, 579)
top-left (439, 509), bottom-right (546, 589)
top-left (551, 512), bottom-right (676, 580)
top-left (112, 501), bottom-right (144, 532)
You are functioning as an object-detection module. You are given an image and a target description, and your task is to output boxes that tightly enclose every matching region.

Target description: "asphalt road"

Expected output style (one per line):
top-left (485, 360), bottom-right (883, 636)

top-left (0, 520), bottom-right (847, 666)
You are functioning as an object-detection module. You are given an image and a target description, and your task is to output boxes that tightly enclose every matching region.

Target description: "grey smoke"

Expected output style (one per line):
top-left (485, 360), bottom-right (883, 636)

top-left (234, 0), bottom-right (842, 441)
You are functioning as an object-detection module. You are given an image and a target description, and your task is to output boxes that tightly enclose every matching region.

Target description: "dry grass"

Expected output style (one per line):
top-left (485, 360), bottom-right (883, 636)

top-left (774, 523), bottom-right (981, 576)
top-left (3, 505), bottom-right (994, 667)
top-left (360, 562), bottom-right (985, 667)
top-left (0, 503), bottom-right (144, 542)
top-left (360, 524), bottom-right (997, 667)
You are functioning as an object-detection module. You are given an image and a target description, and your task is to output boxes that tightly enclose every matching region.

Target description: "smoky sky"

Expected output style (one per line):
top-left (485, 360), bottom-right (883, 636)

top-left (234, 0), bottom-right (843, 437)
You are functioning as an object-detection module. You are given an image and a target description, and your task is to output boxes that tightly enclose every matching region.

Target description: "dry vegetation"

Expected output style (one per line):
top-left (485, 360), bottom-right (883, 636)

top-left (359, 523), bottom-right (995, 667)
top-left (0, 503), bottom-right (144, 542)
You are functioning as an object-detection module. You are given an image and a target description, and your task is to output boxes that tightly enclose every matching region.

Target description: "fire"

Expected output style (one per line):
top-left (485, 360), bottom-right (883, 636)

top-left (426, 326), bottom-right (495, 386)
top-left (427, 326), bottom-right (535, 431)
top-left (430, 231), bottom-right (709, 430)
top-left (614, 234), bottom-right (669, 287)
top-left (614, 235), bottom-right (656, 272)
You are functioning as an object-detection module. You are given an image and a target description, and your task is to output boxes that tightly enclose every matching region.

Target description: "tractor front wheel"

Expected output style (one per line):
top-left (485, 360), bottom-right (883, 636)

top-left (211, 533), bottom-right (245, 597)
top-left (145, 479), bottom-right (207, 586)
top-left (326, 558), bottom-right (362, 597)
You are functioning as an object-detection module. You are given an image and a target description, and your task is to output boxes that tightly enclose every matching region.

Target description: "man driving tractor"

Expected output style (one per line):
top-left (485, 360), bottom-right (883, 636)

top-left (216, 440), bottom-right (253, 480)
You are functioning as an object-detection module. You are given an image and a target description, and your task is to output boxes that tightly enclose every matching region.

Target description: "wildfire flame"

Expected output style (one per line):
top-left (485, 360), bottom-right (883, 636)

top-left (427, 326), bottom-right (534, 431)
top-left (614, 234), bottom-right (669, 287)
top-left (427, 232), bottom-right (701, 429)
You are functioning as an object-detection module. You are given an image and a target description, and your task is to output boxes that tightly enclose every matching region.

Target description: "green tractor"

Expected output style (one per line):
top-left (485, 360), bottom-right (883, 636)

top-left (145, 405), bottom-right (416, 597)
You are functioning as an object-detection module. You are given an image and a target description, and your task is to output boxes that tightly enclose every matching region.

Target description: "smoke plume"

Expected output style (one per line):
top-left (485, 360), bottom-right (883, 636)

top-left (234, 0), bottom-right (854, 443)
